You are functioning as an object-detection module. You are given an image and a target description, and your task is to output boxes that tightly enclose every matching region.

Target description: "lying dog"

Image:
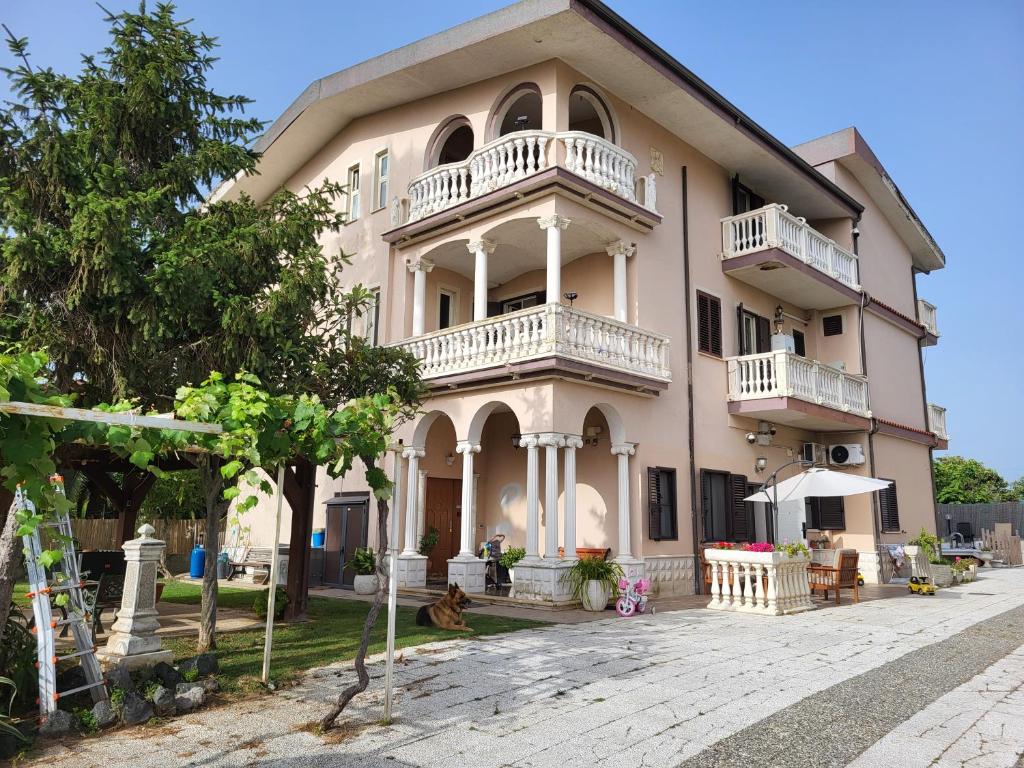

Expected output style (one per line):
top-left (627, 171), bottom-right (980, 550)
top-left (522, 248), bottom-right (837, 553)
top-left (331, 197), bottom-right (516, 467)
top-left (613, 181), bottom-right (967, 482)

top-left (415, 583), bottom-right (472, 632)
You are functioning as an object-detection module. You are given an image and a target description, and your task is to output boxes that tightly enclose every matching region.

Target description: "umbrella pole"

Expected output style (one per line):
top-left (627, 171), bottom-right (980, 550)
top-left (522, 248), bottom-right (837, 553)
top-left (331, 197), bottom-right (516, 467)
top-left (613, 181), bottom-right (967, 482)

top-left (759, 459), bottom-right (811, 545)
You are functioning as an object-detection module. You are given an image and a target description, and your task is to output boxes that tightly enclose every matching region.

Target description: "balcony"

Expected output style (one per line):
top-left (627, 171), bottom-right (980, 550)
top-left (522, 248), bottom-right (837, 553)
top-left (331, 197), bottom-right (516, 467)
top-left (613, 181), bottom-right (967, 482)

top-left (918, 299), bottom-right (939, 346)
top-left (406, 130), bottom-right (656, 225)
top-left (396, 304), bottom-right (671, 390)
top-left (726, 351), bottom-right (871, 431)
top-left (720, 204), bottom-right (861, 309)
top-left (928, 403), bottom-right (948, 445)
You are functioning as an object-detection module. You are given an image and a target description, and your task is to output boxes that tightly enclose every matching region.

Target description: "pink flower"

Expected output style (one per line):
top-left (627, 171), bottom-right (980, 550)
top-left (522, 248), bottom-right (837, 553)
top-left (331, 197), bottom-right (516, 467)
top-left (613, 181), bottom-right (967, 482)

top-left (746, 542), bottom-right (775, 553)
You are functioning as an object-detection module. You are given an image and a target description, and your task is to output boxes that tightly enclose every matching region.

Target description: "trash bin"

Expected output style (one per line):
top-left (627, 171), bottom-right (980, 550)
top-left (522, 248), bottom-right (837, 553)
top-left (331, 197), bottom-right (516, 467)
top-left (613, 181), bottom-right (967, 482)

top-left (311, 529), bottom-right (326, 548)
top-left (216, 551), bottom-right (230, 580)
top-left (189, 545), bottom-right (205, 578)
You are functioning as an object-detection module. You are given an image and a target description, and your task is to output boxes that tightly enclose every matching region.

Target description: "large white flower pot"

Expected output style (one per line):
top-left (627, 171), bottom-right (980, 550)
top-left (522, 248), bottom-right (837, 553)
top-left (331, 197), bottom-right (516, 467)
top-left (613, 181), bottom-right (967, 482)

top-left (582, 580), bottom-right (610, 612)
top-left (353, 574), bottom-right (379, 595)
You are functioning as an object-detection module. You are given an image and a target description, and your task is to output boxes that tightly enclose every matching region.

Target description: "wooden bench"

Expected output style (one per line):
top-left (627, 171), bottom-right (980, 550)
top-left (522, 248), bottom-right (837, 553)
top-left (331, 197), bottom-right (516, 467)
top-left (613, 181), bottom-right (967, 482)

top-left (807, 549), bottom-right (860, 605)
top-left (227, 547), bottom-right (273, 584)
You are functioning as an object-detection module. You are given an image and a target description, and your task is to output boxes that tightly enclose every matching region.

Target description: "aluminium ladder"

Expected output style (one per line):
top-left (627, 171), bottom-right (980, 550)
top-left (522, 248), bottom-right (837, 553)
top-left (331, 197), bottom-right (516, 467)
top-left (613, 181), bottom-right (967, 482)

top-left (15, 478), bottom-right (108, 716)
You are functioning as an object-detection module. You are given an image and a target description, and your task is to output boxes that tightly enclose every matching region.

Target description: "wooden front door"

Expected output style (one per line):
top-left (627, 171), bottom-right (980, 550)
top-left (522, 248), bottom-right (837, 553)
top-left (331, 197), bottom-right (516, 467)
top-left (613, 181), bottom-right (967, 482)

top-left (424, 478), bottom-right (462, 577)
top-left (324, 499), bottom-right (368, 588)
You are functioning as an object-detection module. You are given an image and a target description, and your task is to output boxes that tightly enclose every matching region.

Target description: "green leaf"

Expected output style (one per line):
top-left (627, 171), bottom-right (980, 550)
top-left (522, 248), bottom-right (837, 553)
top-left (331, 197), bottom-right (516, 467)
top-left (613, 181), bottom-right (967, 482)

top-left (220, 460), bottom-right (243, 479)
top-left (38, 549), bottom-right (63, 568)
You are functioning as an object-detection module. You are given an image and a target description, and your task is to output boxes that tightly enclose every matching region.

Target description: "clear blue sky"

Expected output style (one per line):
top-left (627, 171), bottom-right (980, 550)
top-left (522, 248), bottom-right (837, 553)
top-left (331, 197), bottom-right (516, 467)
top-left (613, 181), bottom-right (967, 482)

top-left (4, 1), bottom-right (1022, 480)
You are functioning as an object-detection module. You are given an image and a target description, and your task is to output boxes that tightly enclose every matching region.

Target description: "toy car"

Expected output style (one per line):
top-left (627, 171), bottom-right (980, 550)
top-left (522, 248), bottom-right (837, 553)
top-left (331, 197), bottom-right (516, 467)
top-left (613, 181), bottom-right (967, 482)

top-left (908, 576), bottom-right (936, 595)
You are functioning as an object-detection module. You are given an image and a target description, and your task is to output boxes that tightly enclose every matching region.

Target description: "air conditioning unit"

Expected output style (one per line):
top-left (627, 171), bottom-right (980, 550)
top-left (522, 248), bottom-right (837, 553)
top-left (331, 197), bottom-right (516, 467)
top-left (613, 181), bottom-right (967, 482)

top-left (828, 443), bottom-right (865, 466)
top-left (801, 442), bottom-right (827, 466)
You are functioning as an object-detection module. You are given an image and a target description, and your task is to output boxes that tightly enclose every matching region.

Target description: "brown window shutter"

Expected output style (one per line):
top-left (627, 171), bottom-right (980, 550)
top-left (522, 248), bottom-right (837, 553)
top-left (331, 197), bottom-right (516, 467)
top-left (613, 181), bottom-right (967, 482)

top-left (647, 468), bottom-right (663, 541)
top-left (728, 473), bottom-right (752, 542)
top-left (793, 329), bottom-right (806, 357)
top-left (648, 467), bottom-right (678, 541)
top-left (879, 481), bottom-right (900, 532)
top-left (756, 316), bottom-right (771, 354)
top-left (810, 496), bottom-right (846, 530)
top-left (823, 315), bottom-right (843, 336)
top-left (697, 292), bottom-right (719, 355)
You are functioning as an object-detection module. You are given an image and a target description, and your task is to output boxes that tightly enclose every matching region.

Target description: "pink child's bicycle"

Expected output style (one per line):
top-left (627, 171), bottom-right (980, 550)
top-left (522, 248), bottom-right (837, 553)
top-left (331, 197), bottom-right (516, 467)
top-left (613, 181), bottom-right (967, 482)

top-left (615, 577), bottom-right (652, 617)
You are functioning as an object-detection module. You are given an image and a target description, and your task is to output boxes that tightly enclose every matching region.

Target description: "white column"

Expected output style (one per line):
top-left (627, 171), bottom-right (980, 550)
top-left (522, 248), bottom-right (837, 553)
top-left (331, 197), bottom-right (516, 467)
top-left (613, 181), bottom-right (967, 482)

top-left (611, 442), bottom-right (637, 559)
top-left (563, 436), bottom-right (582, 562)
top-left (538, 215), bottom-right (571, 303)
top-left (402, 447), bottom-right (425, 555)
top-left (520, 434), bottom-right (541, 560)
top-left (391, 448), bottom-right (405, 551)
top-left (467, 239), bottom-right (495, 322)
top-left (539, 433), bottom-right (565, 559)
top-left (456, 441), bottom-right (481, 558)
top-left (472, 473), bottom-right (480, 554)
top-left (416, 468), bottom-right (428, 544)
top-left (606, 241), bottom-right (635, 323)
top-left (406, 258), bottom-right (434, 336)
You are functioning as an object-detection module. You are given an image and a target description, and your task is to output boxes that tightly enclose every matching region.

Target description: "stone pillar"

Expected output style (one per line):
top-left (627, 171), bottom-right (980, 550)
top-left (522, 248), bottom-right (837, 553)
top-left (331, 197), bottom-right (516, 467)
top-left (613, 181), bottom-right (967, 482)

top-left (539, 433), bottom-right (564, 559)
top-left (521, 434), bottom-right (541, 561)
top-left (468, 239), bottom-right (495, 322)
top-left (612, 442), bottom-right (644, 581)
top-left (563, 436), bottom-right (583, 562)
top-left (472, 472), bottom-right (480, 555)
top-left (416, 468), bottom-right (428, 544)
top-left (397, 447), bottom-right (427, 588)
top-left (96, 524), bottom-right (172, 670)
top-left (407, 258), bottom-right (434, 336)
top-left (538, 215), bottom-right (571, 303)
top-left (606, 241), bottom-right (635, 323)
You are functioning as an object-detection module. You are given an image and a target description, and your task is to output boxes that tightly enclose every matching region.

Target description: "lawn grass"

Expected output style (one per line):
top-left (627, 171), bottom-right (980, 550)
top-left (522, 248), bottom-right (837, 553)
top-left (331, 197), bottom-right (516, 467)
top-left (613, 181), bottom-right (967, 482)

top-left (160, 582), bottom-right (543, 694)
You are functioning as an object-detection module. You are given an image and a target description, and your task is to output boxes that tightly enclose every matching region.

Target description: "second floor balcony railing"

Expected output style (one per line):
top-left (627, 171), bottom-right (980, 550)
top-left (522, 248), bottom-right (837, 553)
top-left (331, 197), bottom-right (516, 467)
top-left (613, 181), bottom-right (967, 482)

top-left (406, 130), bottom-right (650, 224)
top-left (727, 351), bottom-right (870, 418)
top-left (396, 304), bottom-right (671, 383)
top-left (928, 403), bottom-right (948, 441)
top-left (917, 299), bottom-right (939, 336)
top-left (721, 204), bottom-right (860, 292)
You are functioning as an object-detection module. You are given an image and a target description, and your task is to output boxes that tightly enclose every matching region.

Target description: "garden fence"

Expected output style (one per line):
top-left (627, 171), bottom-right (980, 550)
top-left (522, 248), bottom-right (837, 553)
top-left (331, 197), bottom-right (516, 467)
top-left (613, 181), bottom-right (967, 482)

top-left (45, 518), bottom-right (206, 554)
top-left (937, 502), bottom-right (1024, 539)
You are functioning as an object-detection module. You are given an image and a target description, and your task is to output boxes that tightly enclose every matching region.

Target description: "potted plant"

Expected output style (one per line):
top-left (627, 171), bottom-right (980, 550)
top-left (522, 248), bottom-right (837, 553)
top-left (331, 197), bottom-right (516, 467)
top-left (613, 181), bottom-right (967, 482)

top-left (929, 556), bottom-right (954, 587)
top-left (562, 557), bottom-right (623, 611)
top-left (499, 547), bottom-right (526, 588)
top-left (418, 527), bottom-right (439, 557)
top-left (349, 547), bottom-right (378, 595)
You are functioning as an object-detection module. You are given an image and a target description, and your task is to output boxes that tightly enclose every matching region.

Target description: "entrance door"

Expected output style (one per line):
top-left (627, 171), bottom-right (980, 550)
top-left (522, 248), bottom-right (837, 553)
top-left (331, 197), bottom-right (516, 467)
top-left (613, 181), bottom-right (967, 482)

top-left (424, 478), bottom-right (462, 577)
top-left (324, 499), bottom-right (368, 587)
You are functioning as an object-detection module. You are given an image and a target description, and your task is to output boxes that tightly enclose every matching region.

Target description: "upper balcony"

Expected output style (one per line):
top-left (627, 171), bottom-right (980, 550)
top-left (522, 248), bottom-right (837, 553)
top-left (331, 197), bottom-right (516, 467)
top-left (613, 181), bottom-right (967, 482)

top-left (721, 204), bottom-right (861, 309)
top-left (928, 403), bottom-right (949, 447)
top-left (918, 299), bottom-right (939, 346)
top-left (726, 350), bottom-right (871, 431)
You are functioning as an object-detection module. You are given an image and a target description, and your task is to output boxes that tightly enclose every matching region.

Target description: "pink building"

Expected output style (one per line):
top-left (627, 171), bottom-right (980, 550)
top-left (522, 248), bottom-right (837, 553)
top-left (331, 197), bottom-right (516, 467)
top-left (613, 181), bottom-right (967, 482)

top-left (223, 0), bottom-right (947, 601)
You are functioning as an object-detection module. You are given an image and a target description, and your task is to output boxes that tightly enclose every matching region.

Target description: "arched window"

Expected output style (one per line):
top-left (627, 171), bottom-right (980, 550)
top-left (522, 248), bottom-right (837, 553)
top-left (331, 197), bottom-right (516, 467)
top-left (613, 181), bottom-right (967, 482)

top-left (487, 83), bottom-right (543, 140)
top-left (426, 116), bottom-right (474, 170)
top-left (568, 85), bottom-right (616, 143)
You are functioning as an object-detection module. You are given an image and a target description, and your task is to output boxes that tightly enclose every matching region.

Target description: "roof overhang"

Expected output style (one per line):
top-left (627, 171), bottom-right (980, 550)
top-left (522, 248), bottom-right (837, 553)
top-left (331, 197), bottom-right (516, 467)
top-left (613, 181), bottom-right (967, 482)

top-left (215, 0), bottom-right (862, 221)
top-left (792, 127), bottom-right (945, 273)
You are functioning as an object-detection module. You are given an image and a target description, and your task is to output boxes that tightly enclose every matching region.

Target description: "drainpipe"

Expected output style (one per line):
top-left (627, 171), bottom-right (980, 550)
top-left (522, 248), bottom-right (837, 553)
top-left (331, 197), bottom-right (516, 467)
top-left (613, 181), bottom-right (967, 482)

top-left (911, 266), bottom-right (942, 538)
top-left (681, 167), bottom-right (701, 595)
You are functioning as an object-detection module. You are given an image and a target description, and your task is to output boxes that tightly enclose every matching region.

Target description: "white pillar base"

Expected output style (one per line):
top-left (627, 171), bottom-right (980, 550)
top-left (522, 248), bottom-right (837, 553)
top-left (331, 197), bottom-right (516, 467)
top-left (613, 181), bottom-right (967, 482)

top-left (447, 557), bottom-right (487, 594)
top-left (615, 556), bottom-right (646, 583)
top-left (509, 560), bottom-right (576, 604)
top-left (397, 553), bottom-right (427, 588)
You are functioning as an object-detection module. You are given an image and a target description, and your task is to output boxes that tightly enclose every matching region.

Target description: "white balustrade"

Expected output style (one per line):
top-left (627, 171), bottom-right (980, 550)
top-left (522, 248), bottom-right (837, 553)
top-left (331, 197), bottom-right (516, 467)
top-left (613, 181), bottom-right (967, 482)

top-left (928, 403), bottom-right (948, 441)
top-left (721, 204), bottom-right (860, 291)
top-left (705, 549), bottom-right (814, 616)
top-left (395, 304), bottom-right (670, 382)
top-left (727, 351), bottom-right (870, 417)
top-left (917, 299), bottom-right (939, 336)
top-left (406, 130), bottom-right (652, 223)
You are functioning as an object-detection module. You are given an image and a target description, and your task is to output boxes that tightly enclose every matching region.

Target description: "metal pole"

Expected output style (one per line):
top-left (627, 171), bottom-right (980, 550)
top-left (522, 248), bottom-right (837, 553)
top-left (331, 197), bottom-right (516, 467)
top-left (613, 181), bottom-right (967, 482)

top-left (262, 463), bottom-right (286, 685)
top-left (383, 445), bottom-right (403, 722)
top-left (758, 459), bottom-right (811, 545)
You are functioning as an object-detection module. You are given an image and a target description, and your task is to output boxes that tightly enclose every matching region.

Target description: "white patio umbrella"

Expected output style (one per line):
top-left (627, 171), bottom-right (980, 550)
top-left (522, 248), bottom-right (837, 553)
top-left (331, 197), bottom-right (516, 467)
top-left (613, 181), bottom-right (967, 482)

top-left (745, 467), bottom-right (891, 504)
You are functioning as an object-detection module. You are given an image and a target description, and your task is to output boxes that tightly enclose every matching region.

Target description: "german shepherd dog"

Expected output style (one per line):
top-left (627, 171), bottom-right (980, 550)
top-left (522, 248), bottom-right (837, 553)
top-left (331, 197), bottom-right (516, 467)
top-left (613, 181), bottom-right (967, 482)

top-left (415, 583), bottom-right (472, 632)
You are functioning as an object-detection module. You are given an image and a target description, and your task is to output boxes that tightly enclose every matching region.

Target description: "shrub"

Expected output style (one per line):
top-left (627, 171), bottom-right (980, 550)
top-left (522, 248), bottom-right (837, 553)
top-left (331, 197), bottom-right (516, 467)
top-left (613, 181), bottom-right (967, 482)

top-left (561, 556), bottom-right (623, 600)
top-left (252, 586), bottom-right (290, 620)
top-left (348, 547), bottom-right (376, 576)
top-left (499, 547), bottom-right (526, 570)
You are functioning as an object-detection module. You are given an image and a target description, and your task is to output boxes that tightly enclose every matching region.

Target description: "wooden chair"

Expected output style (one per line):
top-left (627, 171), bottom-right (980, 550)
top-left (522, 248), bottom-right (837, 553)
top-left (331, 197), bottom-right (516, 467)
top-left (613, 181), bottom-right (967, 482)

top-left (807, 549), bottom-right (860, 605)
top-left (227, 546), bottom-right (273, 584)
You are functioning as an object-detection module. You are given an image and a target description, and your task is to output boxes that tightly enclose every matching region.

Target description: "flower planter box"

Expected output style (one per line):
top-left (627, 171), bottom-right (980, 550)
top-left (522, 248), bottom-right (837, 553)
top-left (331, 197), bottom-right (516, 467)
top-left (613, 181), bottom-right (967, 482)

top-left (930, 564), bottom-right (953, 588)
top-left (704, 548), bottom-right (814, 616)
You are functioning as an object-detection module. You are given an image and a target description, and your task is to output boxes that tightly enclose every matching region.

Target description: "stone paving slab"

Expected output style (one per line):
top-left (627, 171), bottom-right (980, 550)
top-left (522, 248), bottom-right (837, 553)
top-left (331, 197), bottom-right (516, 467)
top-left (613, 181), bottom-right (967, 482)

top-left (24, 569), bottom-right (1024, 768)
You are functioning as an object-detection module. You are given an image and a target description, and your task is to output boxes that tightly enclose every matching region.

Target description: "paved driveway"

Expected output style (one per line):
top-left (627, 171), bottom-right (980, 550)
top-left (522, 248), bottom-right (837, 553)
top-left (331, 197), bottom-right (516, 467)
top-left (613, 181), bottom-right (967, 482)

top-left (32, 569), bottom-right (1024, 767)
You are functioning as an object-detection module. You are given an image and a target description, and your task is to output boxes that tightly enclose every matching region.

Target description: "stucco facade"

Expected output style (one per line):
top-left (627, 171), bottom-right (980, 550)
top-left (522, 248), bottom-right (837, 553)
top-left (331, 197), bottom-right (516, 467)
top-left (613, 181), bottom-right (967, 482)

top-left (230, 0), bottom-right (947, 601)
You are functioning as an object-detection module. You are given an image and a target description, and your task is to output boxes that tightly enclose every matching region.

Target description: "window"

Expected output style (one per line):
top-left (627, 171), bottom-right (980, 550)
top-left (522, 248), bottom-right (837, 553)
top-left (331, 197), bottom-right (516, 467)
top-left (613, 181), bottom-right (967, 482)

top-left (737, 305), bottom-right (770, 355)
top-left (647, 467), bottom-right (678, 541)
top-left (364, 287), bottom-right (380, 345)
top-left (373, 151), bottom-right (389, 210)
top-left (438, 288), bottom-right (456, 330)
top-left (806, 496), bottom-right (846, 531)
top-left (823, 314), bottom-right (843, 336)
top-left (501, 293), bottom-right (540, 314)
top-left (347, 164), bottom-right (361, 220)
top-left (697, 291), bottom-right (722, 357)
top-left (701, 469), bottom-right (752, 543)
top-left (878, 480), bottom-right (900, 532)
top-left (732, 176), bottom-right (765, 215)
top-left (793, 329), bottom-right (806, 357)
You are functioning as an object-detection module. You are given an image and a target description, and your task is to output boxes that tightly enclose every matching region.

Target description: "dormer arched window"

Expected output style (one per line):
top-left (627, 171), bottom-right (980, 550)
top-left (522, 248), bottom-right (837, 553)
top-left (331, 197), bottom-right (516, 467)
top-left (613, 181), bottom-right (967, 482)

top-left (568, 85), bottom-right (616, 143)
top-left (487, 83), bottom-right (542, 140)
top-left (426, 116), bottom-right (474, 170)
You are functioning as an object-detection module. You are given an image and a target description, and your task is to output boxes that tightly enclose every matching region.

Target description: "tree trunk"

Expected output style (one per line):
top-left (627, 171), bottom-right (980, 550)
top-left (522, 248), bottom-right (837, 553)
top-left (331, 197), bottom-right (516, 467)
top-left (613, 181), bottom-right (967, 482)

top-left (283, 459), bottom-right (316, 621)
top-left (0, 487), bottom-right (19, 643)
top-left (319, 455), bottom-right (390, 732)
top-left (195, 455), bottom-right (227, 653)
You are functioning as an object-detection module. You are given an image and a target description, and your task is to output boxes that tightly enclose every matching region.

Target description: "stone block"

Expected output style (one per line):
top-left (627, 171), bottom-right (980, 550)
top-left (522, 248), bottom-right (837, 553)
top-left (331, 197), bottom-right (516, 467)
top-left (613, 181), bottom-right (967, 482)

top-left (174, 685), bottom-right (204, 713)
top-left (151, 685), bottom-right (175, 716)
top-left (91, 700), bottom-right (117, 729)
top-left (39, 709), bottom-right (73, 738)
top-left (447, 557), bottom-right (486, 594)
top-left (120, 691), bottom-right (153, 726)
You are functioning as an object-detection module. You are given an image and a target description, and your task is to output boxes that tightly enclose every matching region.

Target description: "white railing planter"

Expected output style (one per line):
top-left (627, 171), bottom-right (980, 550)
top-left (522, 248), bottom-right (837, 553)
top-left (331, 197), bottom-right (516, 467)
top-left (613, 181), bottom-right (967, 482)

top-left (727, 351), bottom-right (870, 418)
top-left (396, 304), bottom-right (671, 382)
top-left (928, 403), bottom-right (948, 441)
top-left (705, 549), bottom-right (814, 616)
top-left (721, 204), bottom-right (860, 291)
top-left (406, 130), bottom-right (654, 223)
top-left (917, 299), bottom-right (939, 336)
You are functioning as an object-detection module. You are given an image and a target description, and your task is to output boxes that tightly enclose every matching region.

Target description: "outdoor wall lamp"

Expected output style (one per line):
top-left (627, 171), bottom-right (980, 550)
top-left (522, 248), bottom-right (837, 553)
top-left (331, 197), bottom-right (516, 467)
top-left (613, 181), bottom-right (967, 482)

top-left (563, 291), bottom-right (578, 308)
top-left (445, 452), bottom-right (455, 466)
top-left (511, 433), bottom-right (522, 448)
top-left (755, 456), bottom-right (768, 473)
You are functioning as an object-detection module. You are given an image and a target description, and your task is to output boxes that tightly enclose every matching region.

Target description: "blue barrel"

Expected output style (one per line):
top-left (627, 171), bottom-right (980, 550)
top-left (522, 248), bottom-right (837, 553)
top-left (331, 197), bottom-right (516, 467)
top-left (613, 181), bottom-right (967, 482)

top-left (189, 545), bottom-right (206, 578)
top-left (311, 530), bottom-right (325, 548)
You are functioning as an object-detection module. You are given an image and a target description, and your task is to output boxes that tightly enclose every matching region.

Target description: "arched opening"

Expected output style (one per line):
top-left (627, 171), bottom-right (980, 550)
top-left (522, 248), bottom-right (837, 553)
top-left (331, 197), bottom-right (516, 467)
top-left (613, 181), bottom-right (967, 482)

top-left (489, 83), bottom-right (543, 139)
top-left (574, 406), bottom-right (619, 550)
top-left (568, 85), bottom-right (615, 142)
top-left (417, 412), bottom-right (460, 580)
top-left (426, 117), bottom-right (475, 170)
